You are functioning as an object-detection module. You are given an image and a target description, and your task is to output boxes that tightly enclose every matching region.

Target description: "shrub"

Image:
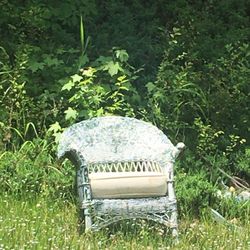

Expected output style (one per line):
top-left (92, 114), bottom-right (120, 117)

top-left (176, 169), bottom-right (216, 218)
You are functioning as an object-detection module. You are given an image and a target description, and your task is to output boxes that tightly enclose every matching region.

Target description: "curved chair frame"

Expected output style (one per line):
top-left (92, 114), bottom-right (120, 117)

top-left (58, 116), bottom-right (185, 238)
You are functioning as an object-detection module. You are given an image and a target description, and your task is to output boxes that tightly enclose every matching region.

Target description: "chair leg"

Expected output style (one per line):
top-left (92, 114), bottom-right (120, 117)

top-left (170, 209), bottom-right (179, 243)
top-left (172, 227), bottom-right (179, 245)
top-left (172, 227), bottom-right (178, 237)
top-left (84, 210), bottom-right (92, 232)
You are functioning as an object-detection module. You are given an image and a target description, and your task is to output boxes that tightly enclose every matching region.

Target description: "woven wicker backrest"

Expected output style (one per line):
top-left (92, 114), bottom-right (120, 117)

top-left (58, 116), bottom-right (179, 170)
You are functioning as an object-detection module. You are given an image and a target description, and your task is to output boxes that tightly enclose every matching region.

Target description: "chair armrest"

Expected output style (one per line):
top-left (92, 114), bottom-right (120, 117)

top-left (172, 142), bottom-right (185, 159)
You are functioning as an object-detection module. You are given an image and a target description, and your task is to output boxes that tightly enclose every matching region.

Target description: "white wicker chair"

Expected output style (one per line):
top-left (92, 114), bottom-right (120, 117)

top-left (57, 116), bottom-right (185, 238)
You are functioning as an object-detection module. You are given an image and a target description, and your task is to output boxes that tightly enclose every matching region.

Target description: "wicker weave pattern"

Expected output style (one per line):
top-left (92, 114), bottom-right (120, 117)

top-left (57, 116), bottom-right (184, 239)
top-left (58, 116), bottom-right (179, 167)
top-left (90, 197), bottom-right (177, 231)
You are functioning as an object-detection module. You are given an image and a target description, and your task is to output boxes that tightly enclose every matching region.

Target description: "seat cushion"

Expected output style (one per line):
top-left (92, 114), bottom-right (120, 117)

top-left (89, 172), bottom-right (167, 199)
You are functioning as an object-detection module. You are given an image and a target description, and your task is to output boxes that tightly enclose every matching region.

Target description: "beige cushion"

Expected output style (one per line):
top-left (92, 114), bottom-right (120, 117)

top-left (89, 172), bottom-right (167, 199)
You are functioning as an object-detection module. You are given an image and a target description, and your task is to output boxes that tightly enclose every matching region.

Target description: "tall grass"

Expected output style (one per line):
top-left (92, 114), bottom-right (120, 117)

top-left (0, 132), bottom-right (249, 249)
top-left (0, 194), bottom-right (249, 250)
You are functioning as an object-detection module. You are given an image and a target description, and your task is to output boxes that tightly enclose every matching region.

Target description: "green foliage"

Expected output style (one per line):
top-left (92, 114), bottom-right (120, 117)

top-left (0, 140), bottom-right (75, 199)
top-left (59, 48), bottom-right (141, 125)
top-left (176, 170), bottom-right (216, 217)
top-left (207, 43), bottom-right (250, 139)
top-left (234, 148), bottom-right (250, 180)
top-left (149, 0), bottom-right (249, 146)
top-left (88, 0), bottom-right (164, 80)
top-left (214, 196), bottom-right (250, 221)
top-left (150, 41), bottom-right (249, 143)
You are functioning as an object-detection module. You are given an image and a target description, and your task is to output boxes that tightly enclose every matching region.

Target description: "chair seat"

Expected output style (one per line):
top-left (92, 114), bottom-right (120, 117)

top-left (89, 172), bottom-right (167, 199)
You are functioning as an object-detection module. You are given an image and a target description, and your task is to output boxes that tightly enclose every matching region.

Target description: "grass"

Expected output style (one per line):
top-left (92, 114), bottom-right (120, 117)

top-left (0, 194), bottom-right (249, 250)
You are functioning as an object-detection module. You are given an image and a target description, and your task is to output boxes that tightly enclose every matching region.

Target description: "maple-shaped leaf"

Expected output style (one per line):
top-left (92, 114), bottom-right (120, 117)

top-left (71, 74), bottom-right (83, 83)
top-left (61, 80), bottom-right (74, 91)
top-left (44, 56), bottom-right (62, 67)
top-left (115, 49), bottom-right (129, 62)
top-left (103, 61), bottom-right (120, 76)
top-left (64, 107), bottom-right (78, 120)
top-left (28, 61), bottom-right (45, 72)
top-left (48, 122), bottom-right (61, 133)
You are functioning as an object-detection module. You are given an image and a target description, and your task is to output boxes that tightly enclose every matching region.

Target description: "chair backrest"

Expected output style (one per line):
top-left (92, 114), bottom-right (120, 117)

top-left (58, 116), bottom-right (181, 171)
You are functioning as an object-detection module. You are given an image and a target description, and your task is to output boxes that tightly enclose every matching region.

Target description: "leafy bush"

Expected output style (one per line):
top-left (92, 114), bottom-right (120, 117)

top-left (176, 173), bottom-right (215, 217)
top-left (175, 152), bottom-right (213, 218)
top-left (60, 48), bottom-right (141, 123)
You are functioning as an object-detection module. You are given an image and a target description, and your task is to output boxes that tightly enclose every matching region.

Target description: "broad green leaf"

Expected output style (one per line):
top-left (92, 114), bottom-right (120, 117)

top-left (64, 107), bottom-right (78, 120)
top-left (61, 80), bottom-right (74, 91)
top-left (82, 67), bottom-right (96, 77)
top-left (48, 122), bottom-right (61, 133)
top-left (115, 49), bottom-right (129, 62)
top-left (28, 61), bottom-right (45, 72)
top-left (71, 74), bottom-right (83, 83)
top-left (104, 61), bottom-right (120, 76)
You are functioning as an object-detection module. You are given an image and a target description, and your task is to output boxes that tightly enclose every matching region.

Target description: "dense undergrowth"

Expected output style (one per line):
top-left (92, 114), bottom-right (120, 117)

top-left (0, 138), bottom-right (249, 220)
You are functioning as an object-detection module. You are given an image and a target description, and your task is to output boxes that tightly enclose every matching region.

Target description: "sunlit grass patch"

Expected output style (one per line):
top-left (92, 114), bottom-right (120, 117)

top-left (0, 195), bottom-right (249, 250)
